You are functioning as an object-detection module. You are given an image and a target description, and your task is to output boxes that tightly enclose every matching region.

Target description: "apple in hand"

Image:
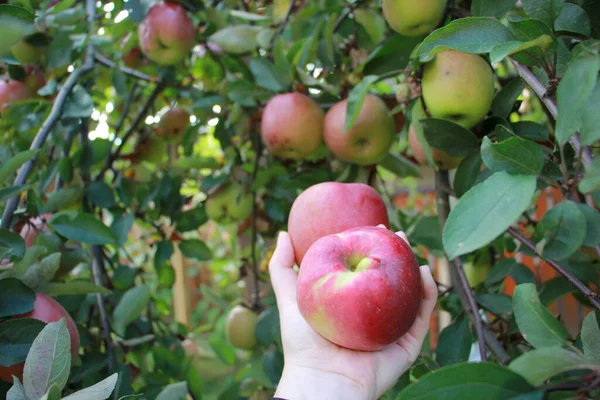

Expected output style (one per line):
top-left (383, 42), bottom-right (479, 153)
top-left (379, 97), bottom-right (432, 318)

top-left (0, 80), bottom-right (32, 112)
top-left (158, 107), bottom-right (190, 142)
top-left (261, 93), bottom-right (324, 160)
top-left (297, 226), bottom-right (422, 351)
top-left (138, 3), bottom-right (196, 65)
top-left (408, 125), bottom-right (462, 170)
top-left (421, 50), bottom-right (495, 129)
top-left (205, 183), bottom-right (253, 224)
top-left (324, 94), bottom-right (395, 165)
top-left (0, 294), bottom-right (80, 382)
top-left (382, 0), bottom-right (447, 36)
top-left (226, 305), bottom-right (258, 350)
top-left (288, 182), bottom-right (390, 264)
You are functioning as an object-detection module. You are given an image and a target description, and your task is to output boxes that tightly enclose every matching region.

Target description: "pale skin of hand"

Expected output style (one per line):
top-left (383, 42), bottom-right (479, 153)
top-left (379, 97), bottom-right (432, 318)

top-left (269, 230), bottom-right (438, 400)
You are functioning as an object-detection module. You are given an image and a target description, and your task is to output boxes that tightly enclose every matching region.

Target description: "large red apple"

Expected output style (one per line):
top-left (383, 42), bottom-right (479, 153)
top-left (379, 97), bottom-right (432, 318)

top-left (288, 182), bottom-right (389, 264)
top-left (0, 80), bottom-right (32, 112)
top-left (260, 93), bottom-right (324, 160)
top-left (138, 3), bottom-right (196, 65)
top-left (0, 293), bottom-right (80, 382)
top-left (297, 226), bottom-right (422, 351)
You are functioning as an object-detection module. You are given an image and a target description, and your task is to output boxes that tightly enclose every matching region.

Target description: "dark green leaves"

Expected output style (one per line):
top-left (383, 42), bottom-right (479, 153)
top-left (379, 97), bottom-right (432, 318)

top-left (178, 239), bottom-right (212, 261)
top-left (50, 213), bottom-right (117, 245)
top-left (481, 136), bottom-right (545, 175)
top-left (0, 149), bottom-right (38, 184)
top-left (0, 318), bottom-right (45, 366)
top-left (344, 75), bottom-right (377, 133)
top-left (396, 362), bottom-right (534, 400)
top-left (112, 285), bottom-right (151, 336)
top-left (513, 284), bottom-right (569, 348)
top-left (420, 119), bottom-right (480, 157)
top-left (0, 278), bottom-right (35, 317)
top-left (536, 200), bottom-right (586, 260)
top-left (436, 316), bottom-right (472, 366)
top-left (492, 78), bottom-right (525, 118)
top-left (522, 0), bottom-right (565, 28)
top-left (576, 204), bottom-right (600, 247)
top-left (582, 312), bottom-right (600, 363)
top-left (443, 172), bottom-right (537, 258)
top-left (0, 229), bottom-right (26, 261)
top-left (509, 347), bottom-right (596, 385)
top-left (554, 3), bottom-right (591, 36)
top-left (471, 0), bottom-right (516, 18)
top-left (453, 152), bottom-right (483, 198)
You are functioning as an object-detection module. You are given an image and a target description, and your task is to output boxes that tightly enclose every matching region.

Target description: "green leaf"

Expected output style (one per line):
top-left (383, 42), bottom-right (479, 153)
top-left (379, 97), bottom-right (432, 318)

top-left (0, 318), bottom-right (45, 366)
top-left (420, 119), bottom-right (480, 157)
top-left (249, 58), bottom-right (284, 92)
top-left (364, 34), bottom-right (423, 76)
top-left (155, 381), bottom-right (188, 400)
top-left (63, 85), bottom-right (93, 118)
top-left (39, 383), bottom-right (61, 400)
top-left (554, 3), bottom-right (591, 36)
top-left (354, 9), bottom-right (386, 44)
top-left (23, 320), bottom-right (71, 399)
top-left (41, 281), bottom-right (110, 296)
top-left (209, 336), bottom-right (236, 366)
top-left (555, 54), bottom-right (600, 145)
top-left (539, 277), bottom-right (576, 306)
top-left (480, 136), bottom-right (545, 175)
top-left (512, 121), bottom-right (549, 142)
top-left (255, 307), bottom-right (280, 347)
top-left (580, 156), bottom-right (600, 193)
top-left (509, 347), bottom-right (597, 385)
top-left (490, 35), bottom-right (553, 64)
top-left (453, 151), bottom-right (483, 198)
top-left (112, 285), bottom-right (151, 336)
top-left (179, 239), bottom-right (212, 261)
top-left (0, 229), bottom-right (26, 261)
top-left (579, 81), bottom-right (600, 146)
top-left (409, 216), bottom-right (443, 252)
top-left (413, 17), bottom-right (514, 62)
top-left (87, 182), bottom-right (116, 209)
top-left (582, 311), bottom-right (600, 364)
top-left (0, 278), bottom-right (35, 317)
top-left (0, 4), bottom-right (35, 21)
top-left (536, 200), bottom-right (586, 260)
top-left (175, 207), bottom-right (208, 232)
top-left (209, 25), bottom-right (261, 54)
top-left (0, 10), bottom-right (34, 56)
top-left (443, 172), bottom-right (537, 259)
top-left (0, 185), bottom-right (29, 203)
top-left (378, 153), bottom-right (420, 178)
top-left (576, 204), bottom-right (600, 247)
top-left (522, 0), bottom-right (565, 28)
top-left (110, 213), bottom-right (134, 246)
top-left (411, 101), bottom-right (435, 167)
top-left (513, 283), bottom-right (569, 348)
top-left (44, 187), bottom-right (83, 213)
top-left (7, 377), bottom-right (28, 400)
top-left (506, 19), bottom-right (555, 65)
top-left (344, 75), bottom-right (378, 133)
top-left (0, 149), bottom-right (38, 184)
top-left (436, 316), bottom-right (472, 366)
top-left (471, 0), bottom-right (516, 17)
top-left (396, 362), bottom-right (534, 400)
top-left (21, 253), bottom-right (61, 291)
top-left (61, 373), bottom-right (118, 400)
top-left (51, 213), bottom-right (118, 245)
top-left (492, 78), bottom-right (525, 118)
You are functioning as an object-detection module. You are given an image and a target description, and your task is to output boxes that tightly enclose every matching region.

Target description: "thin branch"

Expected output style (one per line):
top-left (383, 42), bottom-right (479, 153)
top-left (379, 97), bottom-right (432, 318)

top-left (507, 227), bottom-right (600, 310)
top-left (333, 0), bottom-right (368, 32)
top-left (267, 0), bottom-right (296, 53)
top-left (250, 134), bottom-right (263, 310)
top-left (91, 245), bottom-right (116, 371)
top-left (95, 53), bottom-right (161, 84)
top-left (114, 81), bottom-right (138, 138)
top-left (435, 170), bottom-right (487, 362)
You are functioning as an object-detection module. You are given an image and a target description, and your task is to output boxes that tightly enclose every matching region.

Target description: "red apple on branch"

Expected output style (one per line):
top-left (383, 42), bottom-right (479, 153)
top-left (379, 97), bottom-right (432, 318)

top-left (0, 80), bottom-right (32, 112)
top-left (288, 182), bottom-right (389, 264)
top-left (297, 226), bottom-right (422, 351)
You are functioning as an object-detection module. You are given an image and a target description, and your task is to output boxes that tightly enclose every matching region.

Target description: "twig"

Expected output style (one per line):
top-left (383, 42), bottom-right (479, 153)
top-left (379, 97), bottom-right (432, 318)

top-left (91, 245), bottom-right (116, 371)
top-left (333, 0), bottom-right (368, 32)
top-left (95, 82), bottom-right (166, 180)
top-left (1, 3), bottom-right (96, 229)
top-left (435, 171), bottom-right (487, 361)
top-left (249, 134), bottom-right (262, 310)
top-left (113, 81), bottom-right (138, 138)
top-left (507, 227), bottom-right (600, 310)
top-left (95, 53), bottom-right (161, 85)
top-left (267, 0), bottom-right (296, 53)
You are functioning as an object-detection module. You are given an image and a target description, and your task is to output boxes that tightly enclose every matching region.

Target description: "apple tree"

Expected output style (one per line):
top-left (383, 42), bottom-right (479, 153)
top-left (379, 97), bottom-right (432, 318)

top-left (0, 0), bottom-right (599, 399)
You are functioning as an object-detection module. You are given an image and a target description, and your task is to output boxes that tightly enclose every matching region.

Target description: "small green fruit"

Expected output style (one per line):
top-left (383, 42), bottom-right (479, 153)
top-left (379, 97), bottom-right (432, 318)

top-left (205, 183), bottom-right (253, 224)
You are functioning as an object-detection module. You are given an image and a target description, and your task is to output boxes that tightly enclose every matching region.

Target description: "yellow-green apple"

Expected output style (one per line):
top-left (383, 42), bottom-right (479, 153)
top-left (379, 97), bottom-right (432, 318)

top-left (382, 0), bottom-right (447, 36)
top-left (288, 182), bottom-right (390, 264)
top-left (138, 3), bottom-right (196, 65)
top-left (205, 183), bottom-right (253, 224)
top-left (226, 305), bottom-right (258, 350)
top-left (158, 107), bottom-right (190, 142)
top-left (11, 39), bottom-right (45, 64)
top-left (464, 251), bottom-right (492, 287)
top-left (297, 226), bottom-right (422, 351)
top-left (261, 93), bottom-right (324, 160)
top-left (408, 125), bottom-right (462, 170)
top-left (0, 294), bottom-right (80, 382)
top-left (0, 80), bottom-right (32, 112)
top-left (421, 50), bottom-right (495, 128)
top-left (323, 94), bottom-right (395, 165)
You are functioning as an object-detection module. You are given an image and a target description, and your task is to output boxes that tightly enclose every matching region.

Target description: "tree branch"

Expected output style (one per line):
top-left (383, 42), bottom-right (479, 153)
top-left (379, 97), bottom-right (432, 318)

top-left (91, 245), bottom-right (116, 371)
top-left (250, 134), bottom-right (263, 310)
top-left (507, 227), bottom-right (600, 310)
top-left (95, 53), bottom-right (161, 85)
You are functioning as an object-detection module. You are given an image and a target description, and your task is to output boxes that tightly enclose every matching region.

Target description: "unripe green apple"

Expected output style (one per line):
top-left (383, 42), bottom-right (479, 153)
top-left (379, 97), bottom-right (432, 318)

top-left (464, 250), bottom-right (492, 287)
top-left (136, 136), bottom-right (168, 163)
top-left (158, 107), bottom-right (190, 142)
top-left (205, 183), bottom-right (253, 224)
top-left (421, 50), bottom-right (495, 129)
top-left (382, 0), bottom-right (447, 36)
top-left (408, 125), bottom-right (462, 170)
top-left (226, 305), bottom-right (258, 350)
top-left (11, 39), bottom-right (44, 64)
top-left (323, 94), bottom-right (395, 165)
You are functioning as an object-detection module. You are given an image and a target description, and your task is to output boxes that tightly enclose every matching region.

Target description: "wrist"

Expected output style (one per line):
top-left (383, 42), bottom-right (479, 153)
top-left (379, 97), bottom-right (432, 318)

top-left (275, 365), bottom-right (369, 400)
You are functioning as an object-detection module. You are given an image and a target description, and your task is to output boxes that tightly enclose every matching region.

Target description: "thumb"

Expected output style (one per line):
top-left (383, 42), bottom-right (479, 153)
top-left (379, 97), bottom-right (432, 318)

top-left (269, 232), bottom-right (298, 311)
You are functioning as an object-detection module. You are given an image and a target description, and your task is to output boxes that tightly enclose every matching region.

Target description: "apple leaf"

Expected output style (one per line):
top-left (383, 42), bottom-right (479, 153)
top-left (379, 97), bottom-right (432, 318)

top-left (378, 153), bottom-right (420, 178)
top-left (7, 377), bottom-right (28, 400)
top-left (208, 25), bottom-right (262, 54)
top-left (522, 0), bottom-right (565, 28)
top-left (513, 283), bottom-right (569, 349)
top-left (476, 293), bottom-right (513, 314)
top-left (364, 34), bottom-right (423, 76)
top-left (249, 58), bottom-right (286, 92)
top-left (582, 312), bottom-right (600, 364)
top-left (61, 373), bottom-right (119, 400)
top-left (538, 277), bottom-right (576, 306)
top-left (536, 200), bottom-right (586, 260)
top-left (420, 119), bottom-right (480, 157)
top-left (50, 213), bottom-right (118, 245)
top-left (155, 381), bottom-right (188, 400)
top-left (178, 239), bottom-right (212, 261)
top-left (471, 0), bottom-right (516, 17)
top-left (0, 278), bottom-right (35, 318)
top-left (0, 149), bottom-right (38, 185)
top-left (21, 253), bottom-right (62, 291)
top-left (396, 362), bottom-right (534, 400)
top-left (512, 121), bottom-right (550, 142)
top-left (509, 347), bottom-right (597, 385)
top-left (492, 78), bottom-right (525, 118)
top-left (0, 229), bottom-right (25, 262)
top-left (0, 318), bottom-right (46, 366)
top-left (354, 9), bottom-right (386, 44)
top-left (490, 35), bottom-right (553, 64)
top-left (579, 156), bottom-right (600, 193)
top-left (411, 100), bottom-right (436, 168)
top-left (443, 172), bottom-right (537, 259)
top-left (40, 281), bottom-right (110, 296)
top-left (554, 3), bottom-right (590, 36)
top-left (480, 136), bottom-right (545, 176)
top-left (255, 307), bottom-right (280, 347)
top-left (112, 285), bottom-right (151, 336)
top-left (579, 82), bottom-right (600, 146)
top-left (436, 316), bottom-right (472, 366)
top-left (343, 75), bottom-right (378, 133)
top-left (575, 204), bottom-right (600, 247)
top-left (453, 151), bottom-right (484, 198)
top-left (413, 17), bottom-right (514, 62)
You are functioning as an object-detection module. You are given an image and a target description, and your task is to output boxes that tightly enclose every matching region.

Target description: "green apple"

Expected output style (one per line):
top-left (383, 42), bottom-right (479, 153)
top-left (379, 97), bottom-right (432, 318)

top-left (382, 0), bottom-right (447, 36)
top-left (11, 39), bottom-right (44, 64)
top-left (226, 305), bottom-right (258, 350)
top-left (421, 50), bottom-right (495, 129)
top-left (205, 183), bottom-right (253, 224)
top-left (464, 251), bottom-right (492, 287)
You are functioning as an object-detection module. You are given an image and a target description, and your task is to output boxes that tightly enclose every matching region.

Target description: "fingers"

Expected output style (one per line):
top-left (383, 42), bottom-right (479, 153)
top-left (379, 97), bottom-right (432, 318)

top-left (268, 232), bottom-right (298, 310)
top-left (395, 231), bottom-right (409, 245)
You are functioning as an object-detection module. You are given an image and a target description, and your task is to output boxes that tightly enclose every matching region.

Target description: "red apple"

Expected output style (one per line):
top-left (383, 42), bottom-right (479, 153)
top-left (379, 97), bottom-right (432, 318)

top-left (288, 182), bottom-right (390, 264)
top-left (158, 107), bottom-right (190, 142)
top-left (297, 226), bottom-right (422, 351)
top-left (323, 94), bottom-right (395, 165)
top-left (0, 294), bottom-right (80, 382)
top-left (0, 80), bottom-right (32, 112)
top-left (138, 3), bottom-right (196, 65)
top-left (123, 47), bottom-right (145, 69)
top-left (260, 93), bottom-right (324, 160)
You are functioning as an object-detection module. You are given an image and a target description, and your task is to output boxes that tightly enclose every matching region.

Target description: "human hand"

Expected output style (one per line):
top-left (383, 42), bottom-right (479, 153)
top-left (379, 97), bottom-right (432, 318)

top-left (269, 231), bottom-right (438, 400)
